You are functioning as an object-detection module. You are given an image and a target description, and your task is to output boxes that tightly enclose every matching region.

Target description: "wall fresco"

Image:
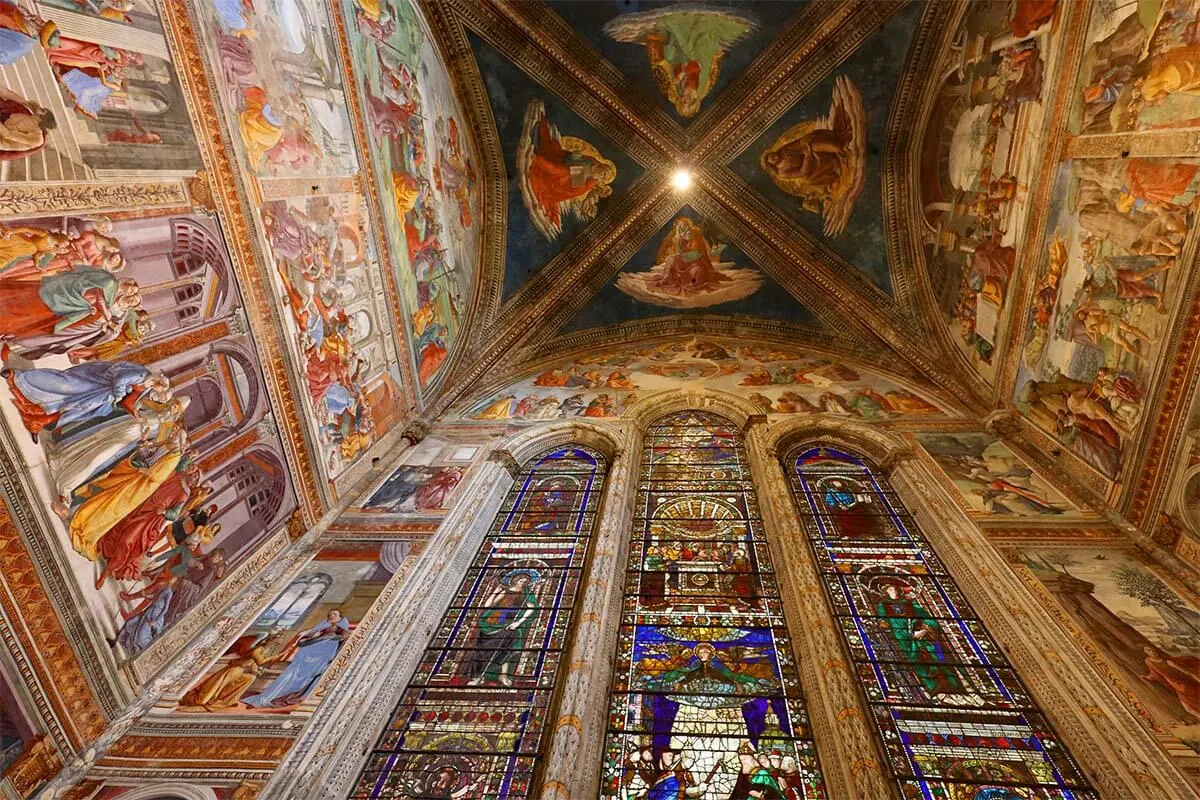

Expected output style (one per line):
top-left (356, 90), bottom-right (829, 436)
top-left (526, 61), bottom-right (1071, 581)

top-left (341, 0), bottom-right (480, 392)
top-left (455, 338), bottom-right (957, 423)
top-left (0, 212), bottom-right (297, 663)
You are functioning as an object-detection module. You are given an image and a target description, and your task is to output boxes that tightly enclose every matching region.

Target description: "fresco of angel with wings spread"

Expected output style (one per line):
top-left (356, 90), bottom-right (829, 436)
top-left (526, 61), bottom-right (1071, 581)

top-left (615, 216), bottom-right (763, 308)
top-left (517, 99), bottom-right (617, 241)
top-left (760, 74), bottom-right (867, 237)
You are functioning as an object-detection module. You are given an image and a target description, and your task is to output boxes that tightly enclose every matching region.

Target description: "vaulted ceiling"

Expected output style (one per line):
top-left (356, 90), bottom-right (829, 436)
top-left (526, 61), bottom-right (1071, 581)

top-left (420, 0), bottom-right (987, 417)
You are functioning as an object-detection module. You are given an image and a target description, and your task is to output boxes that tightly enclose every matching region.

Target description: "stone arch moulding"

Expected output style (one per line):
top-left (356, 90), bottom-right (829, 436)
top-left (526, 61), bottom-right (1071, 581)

top-left (500, 419), bottom-right (624, 467)
top-left (99, 784), bottom-right (219, 800)
top-left (765, 416), bottom-right (1197, 798)
top-left (622, 387), bottom-right (764, 431)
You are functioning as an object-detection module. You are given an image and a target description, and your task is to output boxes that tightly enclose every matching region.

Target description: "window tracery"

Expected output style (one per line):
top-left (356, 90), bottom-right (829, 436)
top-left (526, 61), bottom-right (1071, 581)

top-left (783, 444), bottom-right (1097, 800)
top-left (350, 445), bottom-right (608, 799)
top-left (602, 411), bottom-right (826, 798)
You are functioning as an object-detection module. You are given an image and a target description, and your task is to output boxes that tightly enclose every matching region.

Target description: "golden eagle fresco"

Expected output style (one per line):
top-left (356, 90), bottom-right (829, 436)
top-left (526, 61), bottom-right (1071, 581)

top-left (517, 99), bottom-right (617, 241)
top-left (603, 5), bottom-right (756, 118)
top-left (615, 216), bottom-right (762, 309)
top-left (760, 75), bottom-right (868, 237)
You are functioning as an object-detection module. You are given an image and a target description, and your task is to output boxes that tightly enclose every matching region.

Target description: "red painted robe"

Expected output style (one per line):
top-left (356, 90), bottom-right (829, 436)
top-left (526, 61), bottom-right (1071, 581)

top-left (1126, 159), bottom-right (1199, 207)
top-left (527, 117), bottom-right (596, 228)
top-left (97, 471), bottom-right (189, 581)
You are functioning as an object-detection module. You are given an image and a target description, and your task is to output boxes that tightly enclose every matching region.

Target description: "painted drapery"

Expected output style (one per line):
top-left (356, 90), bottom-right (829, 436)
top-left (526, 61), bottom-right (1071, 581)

top-left (785, 445), bottom-right (1095, 799)
top-left (350, 445), bottom-right (607, 798)
top-left (602, 411), bottom-right (826, 798)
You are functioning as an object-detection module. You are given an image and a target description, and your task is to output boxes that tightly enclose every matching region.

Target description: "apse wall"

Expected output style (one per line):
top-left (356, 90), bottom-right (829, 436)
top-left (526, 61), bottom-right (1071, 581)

top-left (0, 0), bottom-right (477, 791)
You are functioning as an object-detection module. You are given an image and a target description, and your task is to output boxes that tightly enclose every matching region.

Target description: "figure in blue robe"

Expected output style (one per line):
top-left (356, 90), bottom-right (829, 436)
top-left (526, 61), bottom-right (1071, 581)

top-left (9, 360), bottom-right (147, 429)
top-left (822, 478), bottom-right (856, 510)
top-left (243, 611), bottom-right (350, 708)
top-left (116, 578), bottom-right (173, 655)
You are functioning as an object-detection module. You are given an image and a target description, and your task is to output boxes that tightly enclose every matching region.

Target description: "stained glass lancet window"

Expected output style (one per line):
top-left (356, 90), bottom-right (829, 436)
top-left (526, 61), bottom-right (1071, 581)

top-left (602, 411), bottom-right (826, 798)
top-left (784, 445), bottom-right (1097, 800)
top-left (350, 445), bottom-right (608, 799)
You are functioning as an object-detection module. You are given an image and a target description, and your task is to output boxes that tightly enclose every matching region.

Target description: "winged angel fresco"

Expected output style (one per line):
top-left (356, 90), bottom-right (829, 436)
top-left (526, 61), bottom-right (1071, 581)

top-left (760, 75), bottom-right (867, 237)
top-left (517, 99), bottom-right (617, 241)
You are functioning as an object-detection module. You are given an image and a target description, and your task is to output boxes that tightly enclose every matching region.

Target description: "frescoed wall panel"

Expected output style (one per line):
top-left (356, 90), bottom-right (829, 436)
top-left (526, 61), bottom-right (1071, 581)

top-left (915, 431), bottom-right (1086, 519)
top-left (191, 0), bottom-right (406, 486)
top-left (0, 0), bottom-right (201, 183)
top-left (0, 211), bottom-right (297, 667)
top-left (1013, 155), bottom-right (1198, 479)
top-left (919, 0), bottom-right (1062, 380)
top-left (457, 338), bottom-right (957, 424)
top-left (1010, 545), bottom-right (1200, 788)
top-left (341, 0), bottom-right (480, 394)
top-left (174, 539), bottom-right (406, 715)
top-left (359, 435), bottom-right (477, 517)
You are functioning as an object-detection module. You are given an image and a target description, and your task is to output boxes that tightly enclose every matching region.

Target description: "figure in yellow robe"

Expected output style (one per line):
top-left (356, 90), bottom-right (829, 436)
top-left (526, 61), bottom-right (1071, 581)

top-left (68, 446), bottom-right (183, 561)
top-left (1140, 46), bottom-right (1200, 102)
top-left (238, 86), bottom-right (284, 170)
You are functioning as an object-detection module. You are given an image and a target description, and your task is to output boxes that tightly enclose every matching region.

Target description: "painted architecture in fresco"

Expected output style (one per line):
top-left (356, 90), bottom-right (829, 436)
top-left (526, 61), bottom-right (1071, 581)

top-left (1015, 547), bottom-right (1200, 787)
top-left (0, 0), bottom-right (201, 182)
top-left (460, 338), bottom-right (953, 424)
top-left (191, 0), bottom-right (408, 485)
top-left (0, 212), bottom-right (296, 659)
top-left (920, 0), bottom-right (1060, 377)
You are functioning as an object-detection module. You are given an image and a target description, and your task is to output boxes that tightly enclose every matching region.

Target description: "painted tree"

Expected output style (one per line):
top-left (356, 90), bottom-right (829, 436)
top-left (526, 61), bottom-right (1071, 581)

top-left (1040, 551), bottom-right (1078, 576)
top-left (1113, 564), bottom-right (1200, 638)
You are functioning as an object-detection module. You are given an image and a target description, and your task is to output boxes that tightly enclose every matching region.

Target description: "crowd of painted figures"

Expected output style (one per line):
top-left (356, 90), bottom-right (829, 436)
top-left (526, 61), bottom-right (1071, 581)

top-left (0, 216), bottom-right (226, 657)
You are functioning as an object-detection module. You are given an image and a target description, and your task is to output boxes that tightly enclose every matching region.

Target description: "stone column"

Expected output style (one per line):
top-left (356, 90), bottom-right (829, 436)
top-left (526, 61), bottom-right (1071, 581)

top-left (539, 422), bottom-right (638, 800)
top-left (887, 458), bottom-right (1198, 799)
top-left (743, 421), bottom-right (895, 800)
top-left (260, 457), bottom-right (512, 800)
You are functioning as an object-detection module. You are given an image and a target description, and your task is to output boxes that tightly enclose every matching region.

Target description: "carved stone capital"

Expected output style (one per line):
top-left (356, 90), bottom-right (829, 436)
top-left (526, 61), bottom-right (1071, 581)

top-left (1152, 513), bottom-right (1185, 548)
top-left (878, 445), bottom-right (917, 475)
top-left (3, 736), bottom-right (60, 797)
top-left (487, 449), bottom-right (522, 479)
top-left (982, 408), bottom-right (1021, 437)
top-left (400, 419), bottom-right (431, 446)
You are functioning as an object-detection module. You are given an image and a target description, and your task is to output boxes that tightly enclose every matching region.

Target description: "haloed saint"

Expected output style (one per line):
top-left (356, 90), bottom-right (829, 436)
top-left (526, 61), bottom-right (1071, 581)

top-left (615, 216), bottom-right (762, 309)
top-left (603, 5), bottom-right (756, 118)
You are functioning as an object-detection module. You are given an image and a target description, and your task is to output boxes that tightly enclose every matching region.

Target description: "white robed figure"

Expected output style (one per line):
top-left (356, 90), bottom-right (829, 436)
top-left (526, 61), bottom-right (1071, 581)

top-left (243, 610), bottom-right (350, 708)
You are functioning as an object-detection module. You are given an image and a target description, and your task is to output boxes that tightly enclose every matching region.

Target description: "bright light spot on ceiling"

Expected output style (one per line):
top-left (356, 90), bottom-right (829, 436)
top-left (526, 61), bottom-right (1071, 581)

top-left (670, 169), bottom-right (693, 191)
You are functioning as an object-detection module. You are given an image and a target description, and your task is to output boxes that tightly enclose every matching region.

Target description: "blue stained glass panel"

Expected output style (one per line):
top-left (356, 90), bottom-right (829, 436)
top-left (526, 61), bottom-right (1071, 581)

top-left (350, 446), bottom-right (608, 799)
top-left (785, 445), bottom-right (1097, 800)
top-left (602, 411), bottom-right (826, 799)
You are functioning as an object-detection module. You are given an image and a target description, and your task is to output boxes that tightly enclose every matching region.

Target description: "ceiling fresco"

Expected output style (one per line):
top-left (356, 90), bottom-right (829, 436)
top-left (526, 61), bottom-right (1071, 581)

top-left (546, 0), bottom-right (801, 122)
top-left (919, 0), bottom-right (1062, 384)
top-left (727, 3), bottom-right (921, 295)
top-left (341, 0), bottom-right (482, 394)
top-left (561, 208), bottom-right (821, 333)
top-left (467, 32), bottom-right (644, 301)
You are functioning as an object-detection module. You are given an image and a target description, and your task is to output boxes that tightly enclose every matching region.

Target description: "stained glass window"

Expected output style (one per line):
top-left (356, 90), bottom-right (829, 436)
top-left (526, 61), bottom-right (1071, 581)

top-left (784, 445), bottom-right (1097, 800)
top-left (351, 445), bottom-right (608, 799)
top-left (602, 411), bottom-right (826, 798)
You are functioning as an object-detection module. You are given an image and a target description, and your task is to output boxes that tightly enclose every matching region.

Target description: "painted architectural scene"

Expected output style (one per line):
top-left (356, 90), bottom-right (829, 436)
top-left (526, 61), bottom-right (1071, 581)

top-left (191, 0), bottom-right (410, 488)
top-left (0, 0), bottom-right (200, 182)
top-left (1014, 546), bottom-right (1200, 787)
top-left (341, 0), bottom-right (481, 394)
top-left (172, 539), bottom-right (409, 715)
top-left (1014, 155), bottom-right (1199, 479)
top-left (0, 211), bottom-right (296, 664)
top-left (916, 431), bottom-right (1085, 518)
top-left (459, 337), bottom-right (956, 423)
top-left (919, 0), bottom-right (1061, 378)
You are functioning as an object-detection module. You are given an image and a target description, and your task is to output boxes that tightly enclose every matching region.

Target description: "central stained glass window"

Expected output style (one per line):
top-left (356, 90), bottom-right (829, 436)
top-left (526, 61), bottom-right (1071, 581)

top-left (602, 411), bottom-right (826, 798)
top-left (351, 445), bottom-right (608, 799)
top-left (784, 445), bottom-right (1096, 800)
